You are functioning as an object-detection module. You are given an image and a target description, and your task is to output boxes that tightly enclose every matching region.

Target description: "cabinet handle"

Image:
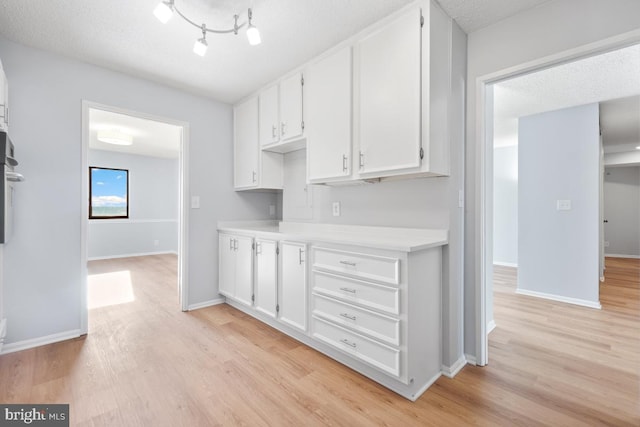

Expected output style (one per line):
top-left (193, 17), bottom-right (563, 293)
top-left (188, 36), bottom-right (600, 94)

top-left (340, 313), bottom-right (356, 321)
top-left (299, 248), bottom-right (305, 265)
top-left (229, 238), bottom-right (234, 251)
top-left (272, 124), bottom-right (277, 138)
top-left (342, 154), bottom-right (348, 172)
top-left (340, 338), bottom-right (357, 348)
top-left (233, 239), bottom-right (238, 251)
top-left (281, 122), bottom-right (286, 136)
top-left (252, 171), bottom-right (257, 183)
top-left (339, 287), bottom-right (356, 294)
top-left (359, 152), bottom-right (364, 169)
top-left (339, 260), bottom-right (356, 266)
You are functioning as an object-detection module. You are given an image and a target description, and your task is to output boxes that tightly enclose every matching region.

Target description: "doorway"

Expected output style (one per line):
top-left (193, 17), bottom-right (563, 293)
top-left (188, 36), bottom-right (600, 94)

top-left (476, 36), bottom-right (640, 365)
top-left (80, 102), bottom-right (190, 334)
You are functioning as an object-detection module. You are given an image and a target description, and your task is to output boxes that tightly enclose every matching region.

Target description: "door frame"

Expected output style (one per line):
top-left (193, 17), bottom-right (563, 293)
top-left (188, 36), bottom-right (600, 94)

top-left (475, 29), bottom-right (640, 366)
top-left (80, 101), bottom-right (190, 334)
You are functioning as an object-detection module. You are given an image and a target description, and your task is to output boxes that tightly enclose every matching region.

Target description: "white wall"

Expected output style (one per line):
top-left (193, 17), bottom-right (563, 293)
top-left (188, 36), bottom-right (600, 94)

top-left (465, 0), bottom-right (640, 356)
top-left (518, 103), bottom-right (600, 305)
top-left (88, 149), bottom-right (179, 259)
top-left (493, 145), bottom-right (518, 266)
top-left (604, 166), bottom-right (640, 257)
top-left (0, 38), bottom-right (278, 346)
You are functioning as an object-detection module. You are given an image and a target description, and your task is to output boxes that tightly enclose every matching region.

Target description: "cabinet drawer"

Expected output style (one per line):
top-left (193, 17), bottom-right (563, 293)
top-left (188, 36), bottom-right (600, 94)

top-left (312, 316), bottom-right (401, 378)
top-left (312, 271), bottom-right (399, 315)
top-left (313, 247), bottom-right (400, 285)
top-left (312, 293), bottom-right (400, 346)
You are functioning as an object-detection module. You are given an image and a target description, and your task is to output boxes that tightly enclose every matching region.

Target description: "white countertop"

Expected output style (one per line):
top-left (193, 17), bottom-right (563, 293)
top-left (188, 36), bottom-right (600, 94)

top-left (217, 221), bottom-right (448, 252)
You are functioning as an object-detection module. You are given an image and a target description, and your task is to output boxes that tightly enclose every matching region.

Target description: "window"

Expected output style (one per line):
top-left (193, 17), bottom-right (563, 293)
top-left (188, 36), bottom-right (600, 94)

top-left (89, 167), bottom-right (129, 219)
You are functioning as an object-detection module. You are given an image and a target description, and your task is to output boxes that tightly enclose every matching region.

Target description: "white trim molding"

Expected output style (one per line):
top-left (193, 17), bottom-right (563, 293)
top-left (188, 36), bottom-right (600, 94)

top-left (487, 319), bottom-right (496, 334)
top-left (441, 355), bottom-right (467, 378)
top-left (88, 250), bottom-right (178, 261)
top-left (1, 329), bottom-right (82, 355)
top-left (89, 219), bottom-right (178, 224)
top-left (493, 261), bottom-right (518, 268)
top-left (464, 354), bottom-right (477, 366)
top-left (515, 288), bottom-right (602, 309)
top-left (605, 253), bottom-right (640, 259)
top-left (188, 298), bottom-right (226, 311)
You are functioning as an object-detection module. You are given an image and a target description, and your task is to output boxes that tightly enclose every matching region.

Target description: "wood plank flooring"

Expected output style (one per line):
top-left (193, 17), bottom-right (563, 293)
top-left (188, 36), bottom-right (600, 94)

top-left (0, 254), bottom-right (638, 426)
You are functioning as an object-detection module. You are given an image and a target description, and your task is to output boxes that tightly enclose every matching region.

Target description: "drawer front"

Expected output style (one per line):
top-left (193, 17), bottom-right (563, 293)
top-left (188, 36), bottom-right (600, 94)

top-left (312, 271), bottom-right (400, 315)
top-left (313, 247), bottom-right (400, 285)
top-left (312, 293), bottom-right (400, 346)
top-left (312, 316), bottom-right (401, 378)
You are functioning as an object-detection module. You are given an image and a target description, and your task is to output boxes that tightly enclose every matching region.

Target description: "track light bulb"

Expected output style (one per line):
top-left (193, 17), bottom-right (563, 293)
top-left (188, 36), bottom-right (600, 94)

top-left (246, 8), bottom-right (261, 45)
top-left (153, 1), bottom-right (174, 24)
top-left (193, 37), bottom-right (208, 56)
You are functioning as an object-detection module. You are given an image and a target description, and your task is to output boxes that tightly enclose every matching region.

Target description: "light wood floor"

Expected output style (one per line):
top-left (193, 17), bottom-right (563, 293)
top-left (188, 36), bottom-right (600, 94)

top-left (0, 255), bottom-right (638, 426)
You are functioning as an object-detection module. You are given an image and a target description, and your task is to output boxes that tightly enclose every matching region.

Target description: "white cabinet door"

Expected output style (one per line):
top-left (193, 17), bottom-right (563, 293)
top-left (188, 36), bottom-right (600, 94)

top-left (234, 97), bottom-right (260, 189)
top-left (307, 47), bottom-right (352, 182)
top-left (234, 235), bottom-right (254, 306)
top-left (357, 8), bottom-right (422, 175)
top-left (279, 241), bottom-right (307, 331)
top-left (218, 234), bottom-right (235, 298)
top-left (259, 85), bottom-right (280, 146)
top-left (279, 72), bottom-right (304, 141)
top-left (255, 239), bottom-right (278, 318)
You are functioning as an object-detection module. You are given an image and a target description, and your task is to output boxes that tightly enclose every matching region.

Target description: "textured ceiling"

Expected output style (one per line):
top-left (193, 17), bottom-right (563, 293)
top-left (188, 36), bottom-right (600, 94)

top-left (89, 109), bottom-right (181, 159)
top-left (436, 0), bottom-right (551, 33)
top-left (493, 44), bottom-right (640, 151)
top-left (0, 0), bottom-right (556, 104)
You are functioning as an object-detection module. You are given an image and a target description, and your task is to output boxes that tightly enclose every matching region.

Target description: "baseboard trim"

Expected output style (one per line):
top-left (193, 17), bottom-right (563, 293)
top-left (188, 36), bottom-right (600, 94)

top-left (1, 329), bottom-right (82, 355)
top-left (411, 372), bottom-right (442, 401)
top-left (441, 354), bottom-right (467, 378)
top-left (88, 251), bottom-right (178, 261)
top-left (605, 253), bottom-right (640, 259)
top-left (464, 354), bottom-right (477, 366)
top-left (487, 319), bottom-right (496, 334)
top-left (188, 298), bottom-right (226, 311)
top-left (516, 288), bottom-right (601, 309)
top-left (493, 261), bottom-right (518, 268)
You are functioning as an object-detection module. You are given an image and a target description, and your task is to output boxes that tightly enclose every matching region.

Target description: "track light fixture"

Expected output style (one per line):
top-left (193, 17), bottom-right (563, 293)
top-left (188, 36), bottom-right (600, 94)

top-left (153, 0), bottom-right (261, 56)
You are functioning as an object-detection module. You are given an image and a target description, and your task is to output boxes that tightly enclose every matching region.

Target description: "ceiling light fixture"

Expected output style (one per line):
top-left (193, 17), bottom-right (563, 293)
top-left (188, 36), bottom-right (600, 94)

top-left (153, 0), bottom-right (261, 56)
top-left (636, 145), bottom-right (640, 150)
top-left (97, 130), bottom-right (133, 146)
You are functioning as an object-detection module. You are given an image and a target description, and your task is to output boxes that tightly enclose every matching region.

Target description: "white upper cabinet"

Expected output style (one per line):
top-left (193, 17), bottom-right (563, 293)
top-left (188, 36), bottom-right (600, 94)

top-left (306, 47), bottom-right (353, 183)
top-left (279, 72), bottom-right (304, 142)
top-left (0, 66), bottom-right (8, 132)
top-left (356, 8), bottom-right (422, 176)
top-left (234, 96), bottom-right (283, 191)
top-left (259, 85), bottom-right (280, 147)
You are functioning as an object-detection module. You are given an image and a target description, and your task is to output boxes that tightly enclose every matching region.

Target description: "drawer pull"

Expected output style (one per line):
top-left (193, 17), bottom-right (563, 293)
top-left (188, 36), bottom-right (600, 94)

top-left (339, 287), bottom-right (357, 294)
top-left (340, 338), bottom-right (357, 348)
top-left (340, 313), bottom-right (356, 321)
top-left (339, 260), bottom-right (357, 266)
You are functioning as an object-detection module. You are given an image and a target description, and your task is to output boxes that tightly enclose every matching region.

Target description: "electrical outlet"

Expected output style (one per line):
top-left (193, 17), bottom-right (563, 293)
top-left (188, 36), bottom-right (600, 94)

top-left (269, 205), bottom-right (276, 216)
top-left (154, 240), bottom-right (160, 247)
top-left (604, 241), bottom-right (610, 248)
top-left (556, 200), bottom-right (571, 211)
top-left (332, 202), bottom-right (341, 217)
top-left (191, 196), bottom-right (200, 209)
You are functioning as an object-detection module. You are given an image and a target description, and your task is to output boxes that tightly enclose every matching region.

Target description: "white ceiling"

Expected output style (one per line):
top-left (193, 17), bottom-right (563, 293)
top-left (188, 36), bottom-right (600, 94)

top-left (493, 44), bottom-right (640, 151)
top-left (89, 108), bottom-right (181, 158)
top-left (0, 0), bottom-right (552, 104)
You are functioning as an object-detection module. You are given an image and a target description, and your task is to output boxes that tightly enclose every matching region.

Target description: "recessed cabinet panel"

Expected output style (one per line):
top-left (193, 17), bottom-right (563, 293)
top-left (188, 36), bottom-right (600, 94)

top-left (307, 47), bottom-right (352, 182)
top-left (234, 97), bottom-right (260, 189)
top-left (255, 239), bottom-right (278, 318)
top-left (279, 72), bottom-right (304, 141)
top-left (218, 234), bottom-right (235, 297)
top-left (259, 85), bottom-right (280, 146)
top-left (357, 8), bottom-right (422, 175)
top-left (234, 236), bottom-right (254, 306)
top-left (279, 241), bottom-right (307, 331)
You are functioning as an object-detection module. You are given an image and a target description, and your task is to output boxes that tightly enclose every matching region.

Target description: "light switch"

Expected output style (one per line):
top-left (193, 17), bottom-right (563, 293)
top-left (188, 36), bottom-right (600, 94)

top-left (191, 196), bottom-right (200, 209)
top-left (556, 200), bottom-right (571, 211)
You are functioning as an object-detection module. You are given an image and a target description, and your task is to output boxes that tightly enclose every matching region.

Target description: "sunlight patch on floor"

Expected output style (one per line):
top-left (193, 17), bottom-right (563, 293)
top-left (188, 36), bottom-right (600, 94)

top-left (88, 270), bottom-right (135, 309)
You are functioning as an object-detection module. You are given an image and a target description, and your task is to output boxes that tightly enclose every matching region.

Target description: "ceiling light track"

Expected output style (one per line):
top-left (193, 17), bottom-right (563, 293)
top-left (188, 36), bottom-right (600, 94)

top-left (153, 0), bottom-right (261, 56)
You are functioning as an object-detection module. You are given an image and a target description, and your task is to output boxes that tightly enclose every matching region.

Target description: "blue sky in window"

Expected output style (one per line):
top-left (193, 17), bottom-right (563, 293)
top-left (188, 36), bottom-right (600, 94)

top-left (91, 168), bottom-right (127, 207)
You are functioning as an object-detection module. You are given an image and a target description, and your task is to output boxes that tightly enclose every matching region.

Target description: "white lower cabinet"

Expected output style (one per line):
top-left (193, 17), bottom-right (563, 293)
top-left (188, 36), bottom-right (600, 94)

top-left (254, 239), bottom-right (278, 318)
top-left (218, 233), bottom-right (254, 306)
top-left (218, 230), bottom-right (442, 401)
top-left (279, 241), bottom-right (307, 332)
